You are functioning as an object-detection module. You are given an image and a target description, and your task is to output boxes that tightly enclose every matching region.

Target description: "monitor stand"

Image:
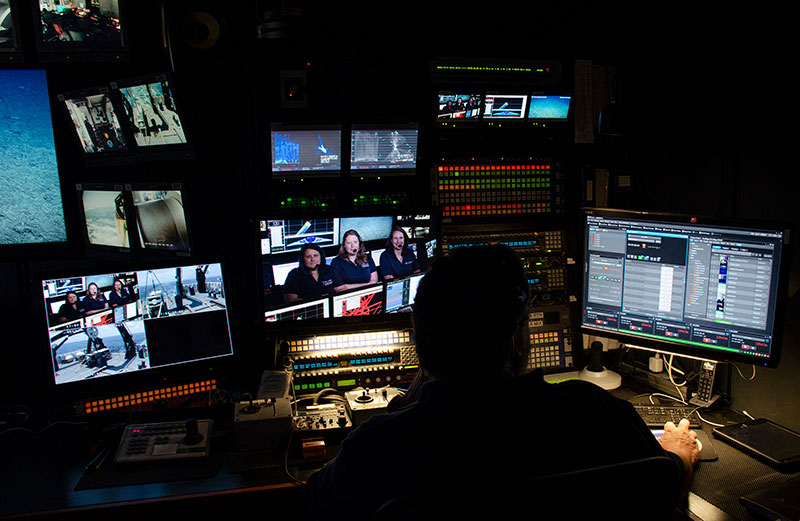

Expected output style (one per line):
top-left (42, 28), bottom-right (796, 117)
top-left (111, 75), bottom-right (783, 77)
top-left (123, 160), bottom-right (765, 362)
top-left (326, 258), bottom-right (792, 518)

top-left (579, 341), bottom-right (621, 390)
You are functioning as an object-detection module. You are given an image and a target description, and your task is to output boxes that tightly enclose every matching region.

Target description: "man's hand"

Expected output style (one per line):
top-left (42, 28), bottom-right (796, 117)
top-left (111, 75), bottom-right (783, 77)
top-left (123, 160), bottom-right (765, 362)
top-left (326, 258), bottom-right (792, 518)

top-left (658, 418), bottom-right (700, 496)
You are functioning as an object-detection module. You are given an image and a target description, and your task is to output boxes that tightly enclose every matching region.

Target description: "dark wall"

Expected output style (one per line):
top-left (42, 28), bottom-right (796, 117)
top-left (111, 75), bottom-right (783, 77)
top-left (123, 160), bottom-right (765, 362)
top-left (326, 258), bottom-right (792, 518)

top-left (4, 2), bottom-right (797, 427)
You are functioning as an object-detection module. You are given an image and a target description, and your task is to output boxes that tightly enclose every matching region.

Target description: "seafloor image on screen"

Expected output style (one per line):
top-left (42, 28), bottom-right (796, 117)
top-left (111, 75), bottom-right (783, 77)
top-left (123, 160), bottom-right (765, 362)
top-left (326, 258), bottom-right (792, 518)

top-left (528, 96), bottom-right (571, 119)
top-left (63, 93), bottom-right (128, 153)
top-left (38, 0), bottom-right (122, 48)
top-left (0, 69), bottom-right (67, 246)
top-left (132, 190), bottom-right (190, 251)
top-left (44, 263), bottom-right (229, 385)
top-left (118, 79), bottom-right (187, 147)
top-left (82, 189), bottom-right (128, 248)
top-left (0, 0), bottom-right (16, 49)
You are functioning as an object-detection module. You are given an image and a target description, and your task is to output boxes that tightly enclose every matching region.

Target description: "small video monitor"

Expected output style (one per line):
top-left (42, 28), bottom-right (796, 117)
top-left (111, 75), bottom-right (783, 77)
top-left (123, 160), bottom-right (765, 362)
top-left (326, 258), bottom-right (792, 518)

top-left (332, 285), bottom-right (384, 317)
top-left (436, 93), bottom-right (482, 119)
top-left (350, 124), bottom-right (419, 176)
top-left (483, 94), bottom-right (528, 119)
top-left (33, 0), bottom-right (128, 62)
top-left (528, 95), bottom-right (572, 120)
top-left (113, 75), bottom-right (188, 147)
top-left (1, 0), bottom-right (23, 61)
top-left (130, 185), bottom-right (191, 253)
top-left (76, 184), bottom-right (131, 251)
top-left (270, 124), bottom-right (342, 176)
top-left (58, 86), bottom-right (129, 160)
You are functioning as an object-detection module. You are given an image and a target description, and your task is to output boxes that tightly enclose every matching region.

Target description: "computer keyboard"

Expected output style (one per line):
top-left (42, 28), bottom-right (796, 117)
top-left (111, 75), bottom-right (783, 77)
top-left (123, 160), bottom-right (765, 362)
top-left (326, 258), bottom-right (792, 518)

top-left (632, 404), bottom-right (701, 428)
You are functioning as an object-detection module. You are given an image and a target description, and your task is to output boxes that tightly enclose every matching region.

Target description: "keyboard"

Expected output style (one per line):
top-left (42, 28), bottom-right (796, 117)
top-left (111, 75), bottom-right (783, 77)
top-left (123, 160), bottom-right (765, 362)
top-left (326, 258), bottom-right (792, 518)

top-left (632, 404), bottom-right (701, 428)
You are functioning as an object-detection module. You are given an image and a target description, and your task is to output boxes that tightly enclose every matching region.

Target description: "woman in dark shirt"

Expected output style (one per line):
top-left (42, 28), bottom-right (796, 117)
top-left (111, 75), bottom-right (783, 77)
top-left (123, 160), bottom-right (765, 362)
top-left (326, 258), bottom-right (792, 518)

top-left (57, 291), bottom-right (84, 323)
top-left (379, 227), bottom-right (420, 280)
top-left (109, 279), bottom-right (131, 307)
top-left (330, 229), bottom-right (378, 292)
top-left (284, 244), bottom-right (335, 302)
top-left (82, 282), bottom-right (109, 315)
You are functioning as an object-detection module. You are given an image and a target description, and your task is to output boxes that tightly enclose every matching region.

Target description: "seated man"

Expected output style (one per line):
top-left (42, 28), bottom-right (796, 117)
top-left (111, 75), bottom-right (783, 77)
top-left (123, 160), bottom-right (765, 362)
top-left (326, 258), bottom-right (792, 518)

top-left (305, 245), bottom-right (699, 520)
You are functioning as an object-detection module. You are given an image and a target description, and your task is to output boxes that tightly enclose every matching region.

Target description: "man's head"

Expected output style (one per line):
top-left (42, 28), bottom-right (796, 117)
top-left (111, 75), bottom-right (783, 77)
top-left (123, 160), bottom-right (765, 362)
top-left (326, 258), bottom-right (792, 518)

top-left (413, 245), bottom-right (530, 380)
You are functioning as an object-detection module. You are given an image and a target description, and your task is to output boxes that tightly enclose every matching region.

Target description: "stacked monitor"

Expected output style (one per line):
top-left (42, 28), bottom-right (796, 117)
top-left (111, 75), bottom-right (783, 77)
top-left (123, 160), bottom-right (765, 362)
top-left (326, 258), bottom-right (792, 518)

top-left (436, 91), bottom-right (572, 123)
top-left (0, 68), bottom-right (67, 255)
top-left (1, 0), bottom-right (22, 61)
top-left (580, 208), bottom-right (791, 367)
top-left (258, 211), bottom-right (438, 329)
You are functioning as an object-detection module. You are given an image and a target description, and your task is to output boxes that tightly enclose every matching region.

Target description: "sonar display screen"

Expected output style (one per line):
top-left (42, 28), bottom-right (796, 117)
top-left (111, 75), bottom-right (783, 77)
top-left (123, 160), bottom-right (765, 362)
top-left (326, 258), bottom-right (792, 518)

top-left (271, 127), bottom-right (341, 174)
top-left (483, 94), bottom-right (528, 119)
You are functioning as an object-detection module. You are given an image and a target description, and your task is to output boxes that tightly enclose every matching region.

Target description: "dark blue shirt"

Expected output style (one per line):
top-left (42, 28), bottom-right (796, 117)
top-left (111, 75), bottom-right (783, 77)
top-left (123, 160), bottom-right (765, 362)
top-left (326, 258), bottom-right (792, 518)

top-left (283, 264), bottom-right (334, 300)
top-left (330, 256), bottom-right (377, 287)
top-left (82, 294), bottom-right (108, 312)
top-left (379, 250), bottom-right (419, 279)
top-left (109, 288), bottom-right (130, 307)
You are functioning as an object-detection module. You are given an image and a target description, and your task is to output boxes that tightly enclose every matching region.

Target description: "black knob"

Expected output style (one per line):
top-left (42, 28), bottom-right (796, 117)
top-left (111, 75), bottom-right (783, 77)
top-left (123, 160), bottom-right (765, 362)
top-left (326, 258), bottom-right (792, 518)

top-left (183, 418), bottom-right (204, 445)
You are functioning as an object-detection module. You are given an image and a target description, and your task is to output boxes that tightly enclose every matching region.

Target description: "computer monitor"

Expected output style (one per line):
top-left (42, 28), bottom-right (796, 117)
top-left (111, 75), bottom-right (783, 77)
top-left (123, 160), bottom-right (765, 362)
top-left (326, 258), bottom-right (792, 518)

top-left (527, 95), bottom-right (571, 121)
top-left (349, 123), bottom-right (419, 176)
top-left (76, 183), bottom-right (131, 252)
top-left (57, 85), bottom-right (131, 164)
top-left (38, 261), bottom-right (235, 407)
top-left (258, 210), bottom-right (439, 330)
top-left (1, 0), bottom-right (23, 62)
top-left (111, 73), bottom-right (194, 161)
top-left (33, 0), bottom-right (129, 62)
top-left (0, 68), bottom-right (67, 256)
top-left (130, 184), bottom-right (191, 254)
top-left (436, 93), bottom-right (482, 119)
top-left (580, 208), bottom-right (791, 367)
top-left (483, 93), bottom-right (528, 119)
top-left (270, 124), bottom-right (342, 177)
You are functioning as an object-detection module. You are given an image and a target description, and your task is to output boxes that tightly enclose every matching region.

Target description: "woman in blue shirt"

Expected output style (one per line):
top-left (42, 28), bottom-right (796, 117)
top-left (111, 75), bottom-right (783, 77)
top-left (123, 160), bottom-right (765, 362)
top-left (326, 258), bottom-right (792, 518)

top-left (330, 229), bottom-right (378, 292)
top-left (82, 282), bottom-right (109, 315)
top-left (379, 227), bottom-right (420, 280)
top-left (284, 244), bottom-right (335, 302)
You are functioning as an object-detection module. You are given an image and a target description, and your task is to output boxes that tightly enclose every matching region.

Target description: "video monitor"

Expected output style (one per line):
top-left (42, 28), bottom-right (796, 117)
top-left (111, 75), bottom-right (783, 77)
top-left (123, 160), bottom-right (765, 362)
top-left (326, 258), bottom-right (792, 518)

top-left (258, 211), bottom-right (440, 328)
top-left (528, 95), bottom-right (571, 120)
top-left (111, 73), bottom-right (192, 159)
top-left (130, 185), bottom-right (191, 254)
top-left (34, 0), bottom-right (128, 62)
top-left (1, 0), bottom-right (23, 61)
top-left (436, 93), bottom-right (482, 119)
top-left (270, 124), bottom-right (341, 176)
top-left (40, 261), bottom-right (233, 387)
top-left (580, 208), bottom-right (791, 367)
top-left (58, 85), bottom-right (130, 162)
top-left (0, 68), bottom-right (67, 253)
top-left (76, 183), bottom-right (131, 251)
top-left (483, 94), bottom-right (528, 119)
top-left (350, 124), bottom-right (419, 175)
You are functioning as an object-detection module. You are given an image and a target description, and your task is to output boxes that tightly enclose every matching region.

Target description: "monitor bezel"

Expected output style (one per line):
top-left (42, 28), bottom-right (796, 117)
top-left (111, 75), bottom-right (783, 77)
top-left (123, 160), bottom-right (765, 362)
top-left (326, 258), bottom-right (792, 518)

top-left (269, 122), bottom-right (344, 179)
top-left (109, 72), bottom-right (196, 162)
top-left (579, 207), bottom-right (792, 368)
top-left (0, 0), bottom-right (24, 62)
top-left (256, 207), bottom-right (441, 335)
top-left (31, 257), bottom-right (239, 409)
top-left (348, 122), bottom-right (420, 178)
top-left (31, 0), bottom-right (130, 63)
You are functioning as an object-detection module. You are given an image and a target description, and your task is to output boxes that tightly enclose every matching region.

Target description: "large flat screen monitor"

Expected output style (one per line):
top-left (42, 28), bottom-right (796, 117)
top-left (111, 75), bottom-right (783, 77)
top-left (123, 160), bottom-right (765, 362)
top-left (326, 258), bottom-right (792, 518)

top-left (349, 124), bottom-right (419, 176)
top-left (40, 261), bottom-right (234, 390)
top-left (258, 211), bottom-right (439, 329)
top-left (0, 68), bottom-right (67, 254)
top-left (580, 208), bottom-right (791, 367)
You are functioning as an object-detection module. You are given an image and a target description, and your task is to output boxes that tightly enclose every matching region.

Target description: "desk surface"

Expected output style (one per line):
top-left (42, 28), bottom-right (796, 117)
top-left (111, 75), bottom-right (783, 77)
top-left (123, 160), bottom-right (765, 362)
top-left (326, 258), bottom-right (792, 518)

top-left (2, 387), bottom-right (798, 521)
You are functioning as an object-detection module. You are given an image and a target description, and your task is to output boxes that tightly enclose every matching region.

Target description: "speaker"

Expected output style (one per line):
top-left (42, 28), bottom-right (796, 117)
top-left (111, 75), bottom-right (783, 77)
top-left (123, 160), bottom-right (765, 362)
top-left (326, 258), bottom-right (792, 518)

top-left (161, 0), bottom-right (235, 73)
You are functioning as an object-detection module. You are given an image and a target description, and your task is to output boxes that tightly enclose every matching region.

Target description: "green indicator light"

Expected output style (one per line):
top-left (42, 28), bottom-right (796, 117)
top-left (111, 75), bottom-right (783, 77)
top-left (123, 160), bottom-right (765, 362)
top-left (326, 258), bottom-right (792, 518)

top-left (286, 197), bottom-right (293, 202)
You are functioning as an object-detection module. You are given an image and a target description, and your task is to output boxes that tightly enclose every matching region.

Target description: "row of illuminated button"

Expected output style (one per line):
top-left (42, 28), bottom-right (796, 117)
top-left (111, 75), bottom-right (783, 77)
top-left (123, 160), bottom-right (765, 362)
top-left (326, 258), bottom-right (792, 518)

top-left (82, 380), bottom-right (216, 415)
top-left (286, 331), bottom-right (412, 353)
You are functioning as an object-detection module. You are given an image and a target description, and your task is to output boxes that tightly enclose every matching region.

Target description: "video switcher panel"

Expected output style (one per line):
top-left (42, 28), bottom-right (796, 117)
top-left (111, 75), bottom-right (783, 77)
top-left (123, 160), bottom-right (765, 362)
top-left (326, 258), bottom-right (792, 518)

top-left (441, 225), bottom-right (576, 371)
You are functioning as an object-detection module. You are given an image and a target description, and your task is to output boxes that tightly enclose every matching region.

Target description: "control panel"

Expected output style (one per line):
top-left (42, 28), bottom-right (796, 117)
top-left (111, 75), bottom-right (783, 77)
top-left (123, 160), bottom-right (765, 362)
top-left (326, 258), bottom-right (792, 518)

top-left (115, 419), bottom-right (212, 463)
